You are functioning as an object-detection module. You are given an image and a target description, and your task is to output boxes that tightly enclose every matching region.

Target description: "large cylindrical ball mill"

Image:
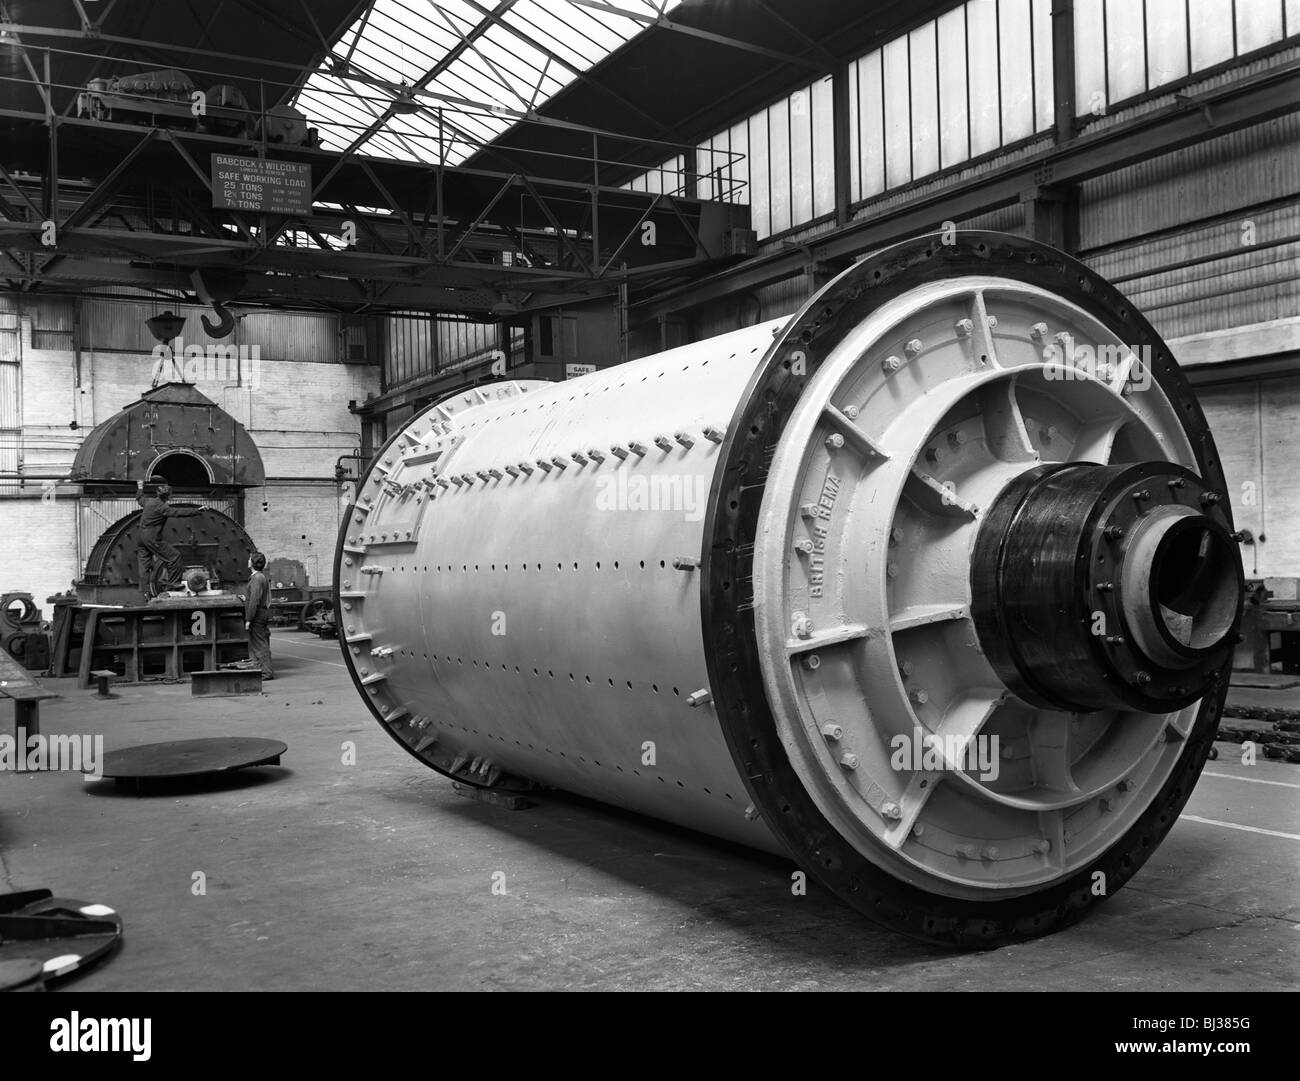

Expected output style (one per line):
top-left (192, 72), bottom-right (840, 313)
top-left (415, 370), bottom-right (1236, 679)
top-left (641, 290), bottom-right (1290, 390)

top-left (335, 233), bottom-right (1243, 946)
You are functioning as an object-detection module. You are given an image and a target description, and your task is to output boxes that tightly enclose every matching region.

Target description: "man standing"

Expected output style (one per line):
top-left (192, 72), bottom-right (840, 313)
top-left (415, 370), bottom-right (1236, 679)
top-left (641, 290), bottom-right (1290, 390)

top-left (135, 481), bottom-right (203, 599)
top-left (244, 551), bottom-right (274, 680)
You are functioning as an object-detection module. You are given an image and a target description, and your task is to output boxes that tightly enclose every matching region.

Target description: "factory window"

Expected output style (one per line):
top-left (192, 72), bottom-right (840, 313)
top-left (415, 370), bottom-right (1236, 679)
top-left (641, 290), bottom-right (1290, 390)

top-left (696, 77), bottom-right (835, 240)
top-left (0, 305), bottom-right (19, 497)
top-left (847, 0), bottom-right (1054, 201)
top-left (622, 154), bottom-right (689, 196)
top-left (1074, 0), bottom-right (1299, 114)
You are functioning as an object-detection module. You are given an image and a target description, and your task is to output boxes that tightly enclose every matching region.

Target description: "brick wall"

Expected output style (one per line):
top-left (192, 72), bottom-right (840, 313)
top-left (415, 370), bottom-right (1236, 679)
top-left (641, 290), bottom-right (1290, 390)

top-left (1, 317), bottom-right (379, 600)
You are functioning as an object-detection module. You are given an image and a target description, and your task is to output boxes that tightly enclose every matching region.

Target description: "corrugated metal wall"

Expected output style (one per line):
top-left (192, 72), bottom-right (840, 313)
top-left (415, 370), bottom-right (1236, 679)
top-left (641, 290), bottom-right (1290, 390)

top-left (1081, 112), bottom-right (1300, 340)
top-left (66, 299), bottom-right (343, 361)
top-left (383, 315), bottom-right (526, 389)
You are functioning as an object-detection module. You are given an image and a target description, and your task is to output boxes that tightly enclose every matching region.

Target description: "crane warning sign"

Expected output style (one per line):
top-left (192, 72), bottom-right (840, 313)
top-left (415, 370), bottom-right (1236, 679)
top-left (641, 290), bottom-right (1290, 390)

top-left (212, 155), bottom-right (312, 215)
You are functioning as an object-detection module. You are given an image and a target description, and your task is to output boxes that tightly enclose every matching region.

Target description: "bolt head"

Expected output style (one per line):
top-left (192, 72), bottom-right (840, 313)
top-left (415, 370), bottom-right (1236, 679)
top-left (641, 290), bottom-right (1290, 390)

top-left (882, 355), bottom-right (901, 373)
top-left (904, 338), bottom-right (923, 358)
top-left (839, 752), bottom-right (859, 770)
top-left (826, 433), bottom-right (845, 450)
top-left (822, 723), bottom-right (843, 741)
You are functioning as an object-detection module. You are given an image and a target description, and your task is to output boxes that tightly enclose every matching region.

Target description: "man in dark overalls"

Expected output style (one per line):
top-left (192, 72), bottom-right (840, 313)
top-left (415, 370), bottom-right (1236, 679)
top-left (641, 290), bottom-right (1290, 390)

top-left (135, 482), bottom-right (202, 599)
top-left (243, 551), bottom-right (274, 680)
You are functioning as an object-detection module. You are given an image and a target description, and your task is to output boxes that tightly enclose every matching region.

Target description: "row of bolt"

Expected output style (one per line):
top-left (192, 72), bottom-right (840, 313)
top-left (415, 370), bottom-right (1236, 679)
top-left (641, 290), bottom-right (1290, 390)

top-left (374, 425), bottom-right (728, 494)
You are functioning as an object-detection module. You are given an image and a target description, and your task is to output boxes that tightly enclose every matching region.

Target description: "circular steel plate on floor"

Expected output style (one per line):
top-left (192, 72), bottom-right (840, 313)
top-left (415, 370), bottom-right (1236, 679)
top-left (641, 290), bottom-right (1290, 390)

top-left (94, 737), bottom-right (287, 789)
top-left (0, 890), bottom-right (123, 984)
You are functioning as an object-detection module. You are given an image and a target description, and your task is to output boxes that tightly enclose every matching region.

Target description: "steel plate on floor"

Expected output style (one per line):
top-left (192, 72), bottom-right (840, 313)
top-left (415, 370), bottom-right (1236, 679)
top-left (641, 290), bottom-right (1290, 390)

top-left (94, 737), bottom-right (287, 785)
top-left (0, 890), bottom-right (123, 983)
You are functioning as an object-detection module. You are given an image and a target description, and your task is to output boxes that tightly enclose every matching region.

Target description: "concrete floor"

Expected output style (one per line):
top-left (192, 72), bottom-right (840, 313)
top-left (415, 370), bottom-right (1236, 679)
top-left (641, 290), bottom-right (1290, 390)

top-left (2, 628), bottom-right (1297, 991)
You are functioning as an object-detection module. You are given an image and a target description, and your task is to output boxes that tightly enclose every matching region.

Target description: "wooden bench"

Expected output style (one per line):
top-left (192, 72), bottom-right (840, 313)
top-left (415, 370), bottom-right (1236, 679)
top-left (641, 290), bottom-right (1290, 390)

top-left (89, 669), bottom-right (117, 698)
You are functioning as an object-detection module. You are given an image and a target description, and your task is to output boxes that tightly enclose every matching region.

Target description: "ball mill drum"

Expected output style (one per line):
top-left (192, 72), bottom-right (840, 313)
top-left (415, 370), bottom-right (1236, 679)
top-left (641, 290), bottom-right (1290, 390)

top-left (335, 232), bottom-right (1243, 946)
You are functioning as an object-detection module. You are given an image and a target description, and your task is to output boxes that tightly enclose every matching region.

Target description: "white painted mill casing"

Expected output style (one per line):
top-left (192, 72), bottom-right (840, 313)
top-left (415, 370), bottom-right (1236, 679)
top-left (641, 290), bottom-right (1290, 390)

top-left (335, 233), bottom-right (1243, 946)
